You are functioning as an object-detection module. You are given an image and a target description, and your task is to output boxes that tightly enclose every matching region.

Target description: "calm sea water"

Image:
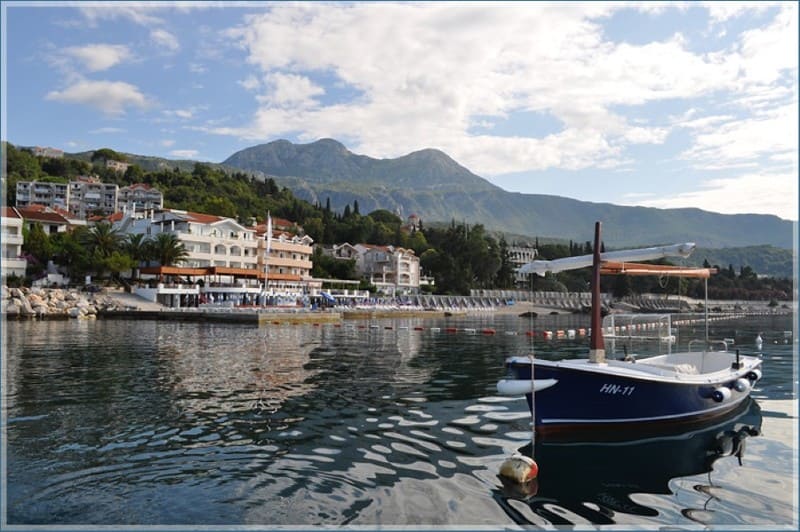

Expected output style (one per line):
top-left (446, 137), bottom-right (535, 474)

top-left (3, 312), bottom-right (797, 528)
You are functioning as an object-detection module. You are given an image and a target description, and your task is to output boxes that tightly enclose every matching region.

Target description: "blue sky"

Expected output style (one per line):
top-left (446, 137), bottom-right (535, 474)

top-left (2, 2), bottom-right (798, 220)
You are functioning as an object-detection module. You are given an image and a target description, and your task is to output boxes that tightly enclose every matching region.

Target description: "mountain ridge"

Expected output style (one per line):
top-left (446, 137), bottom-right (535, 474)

top-left (62, 139), bottom-right (794, 250)
top-left (220, 139), bottom-right (794, 250)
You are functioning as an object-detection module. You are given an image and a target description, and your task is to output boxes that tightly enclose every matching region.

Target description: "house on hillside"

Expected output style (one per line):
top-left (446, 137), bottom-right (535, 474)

top-left (325, 243), bottom-right (421, 296)
top-left (16, 204), bottom-right (83, 234)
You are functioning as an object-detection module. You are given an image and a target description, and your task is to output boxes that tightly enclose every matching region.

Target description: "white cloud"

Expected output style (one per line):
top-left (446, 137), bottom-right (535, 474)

top-left (63, 44), bottom-right (131, 72)
top-left (623, 171), bottom-right (798, 221)
top-left (169, 149), bottom-right (199, 159)
top-left (46, 79), bottom-right (148, 115)
top-left (216, 2), bottom-right (795, 178)
top-left (89, 127), bottom-right (126, 134)
top-left (78, 5), bottom-right (166, 27)
top-left (260, 73), bottom-right (325, 107)
top-left (151, 28), bottom-right (180, 53)
top-left (238, 75), bottom-right (261, 91)
top-left (703, 1), bottom-right (775, 24)
top-left (162, 105), bottom-right (206, 121)
top-left (736, 4), bottom-right (798, 85)
top-left (161, 139), bottom-right (176, 147)
top-left (682, 102), bottom-right (798, 170)
top-left (164, 108), bottom-right (195, 120)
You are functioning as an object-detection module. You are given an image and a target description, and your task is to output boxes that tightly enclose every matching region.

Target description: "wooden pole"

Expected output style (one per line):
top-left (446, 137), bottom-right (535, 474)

top-left (589, 221), bottom-right (605, 364)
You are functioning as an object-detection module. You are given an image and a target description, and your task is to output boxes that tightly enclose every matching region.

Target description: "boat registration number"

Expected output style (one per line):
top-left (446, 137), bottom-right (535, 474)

top-left (599, 383), bottom-right (635, 396)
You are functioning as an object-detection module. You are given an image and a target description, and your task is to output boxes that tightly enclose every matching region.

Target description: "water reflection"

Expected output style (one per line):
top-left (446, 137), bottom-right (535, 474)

top-left (495, 398), bottom-right (763, 526)
top-left (4, 316), bottom-right (793, 526)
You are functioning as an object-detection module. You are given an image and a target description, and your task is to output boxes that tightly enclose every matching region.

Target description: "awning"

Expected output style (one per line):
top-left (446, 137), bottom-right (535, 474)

top-left (320, 291), bottom-right (336, 303)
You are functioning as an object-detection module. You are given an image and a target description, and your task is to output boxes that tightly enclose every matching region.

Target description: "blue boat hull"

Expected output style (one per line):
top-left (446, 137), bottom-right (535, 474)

top-left (505, 360), bottom-right (759, 437)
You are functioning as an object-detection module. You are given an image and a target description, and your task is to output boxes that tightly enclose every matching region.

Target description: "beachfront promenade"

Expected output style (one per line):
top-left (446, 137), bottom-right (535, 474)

top-left (4, 285), bottom-right (788, 322)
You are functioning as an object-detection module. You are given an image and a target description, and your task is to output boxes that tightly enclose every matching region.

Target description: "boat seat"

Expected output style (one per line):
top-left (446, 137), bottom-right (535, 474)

top-left (638, 362), bottom-right (699, 374)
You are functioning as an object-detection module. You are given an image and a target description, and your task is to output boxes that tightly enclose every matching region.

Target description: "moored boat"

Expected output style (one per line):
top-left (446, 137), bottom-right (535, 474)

top-left (497, 222), bottom-right (763, 437)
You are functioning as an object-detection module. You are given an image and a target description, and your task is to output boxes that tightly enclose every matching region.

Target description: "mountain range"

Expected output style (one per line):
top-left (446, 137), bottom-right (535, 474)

top-left (68, 138), bottom-right (794, 255)
top-left (221, 139), bottom-right (794, 250)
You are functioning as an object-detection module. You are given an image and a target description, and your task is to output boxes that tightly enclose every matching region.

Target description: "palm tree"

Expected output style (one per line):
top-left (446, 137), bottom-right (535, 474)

top-left (83, 222), bottom-right (123, 258)
top-left (81, 222), bottom-right (123, 280)
top-left (123, 233), bottom-right (151, 280)
top-left (149, 233), bottom-right (189, 267)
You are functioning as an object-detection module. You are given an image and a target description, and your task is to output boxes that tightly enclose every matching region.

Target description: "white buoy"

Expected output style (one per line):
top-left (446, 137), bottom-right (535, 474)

top-left (499, 453), bottom-right (539, 483)
top-left (755, 333), bottom-right (763, 350)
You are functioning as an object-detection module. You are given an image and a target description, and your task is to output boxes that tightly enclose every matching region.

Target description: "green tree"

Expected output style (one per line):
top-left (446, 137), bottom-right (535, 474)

top-left (123, 233), bottom-right (152, 279)
top-left (150, 233), bottom-right (188, 267)
top-left (91, 148), bottom-right (124, 163)
top-left (494, 236), bottom-right (515, 289)
top-left (22, 223), bottom-right (52, 276)
top-left (104, 251), bottom-right (136, 282)
top-left (51, 227), bottom-right (92, 280)
top-left (83, 222), bottom-right (123, 258)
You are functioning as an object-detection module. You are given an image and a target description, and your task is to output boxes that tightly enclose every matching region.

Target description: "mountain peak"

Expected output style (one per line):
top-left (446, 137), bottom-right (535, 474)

top-left (222, 138), bottom-right (497, 192)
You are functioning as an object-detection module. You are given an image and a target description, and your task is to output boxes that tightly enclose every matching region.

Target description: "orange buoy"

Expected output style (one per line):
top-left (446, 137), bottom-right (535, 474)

top-left (525, 330), bottom-right (536, 337)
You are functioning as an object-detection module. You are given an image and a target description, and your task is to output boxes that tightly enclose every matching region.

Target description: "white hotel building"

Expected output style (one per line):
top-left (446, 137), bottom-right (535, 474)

top-left (115, 209), bottom-right (316, 307)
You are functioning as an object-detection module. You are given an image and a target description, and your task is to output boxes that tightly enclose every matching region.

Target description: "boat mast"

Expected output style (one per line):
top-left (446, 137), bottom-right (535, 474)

top-left (589, 222), bottom-right (605, 364)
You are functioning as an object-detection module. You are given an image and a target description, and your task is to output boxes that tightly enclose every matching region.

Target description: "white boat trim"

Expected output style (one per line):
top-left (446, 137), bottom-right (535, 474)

top-left (504, 355), bottom-right (762, 385)
top-left (541, 396), bottom-right (748, 425)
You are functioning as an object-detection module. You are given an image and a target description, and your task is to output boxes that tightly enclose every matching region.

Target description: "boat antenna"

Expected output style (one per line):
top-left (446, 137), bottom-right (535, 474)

top-left (528, 272), bottom-right (536, 456)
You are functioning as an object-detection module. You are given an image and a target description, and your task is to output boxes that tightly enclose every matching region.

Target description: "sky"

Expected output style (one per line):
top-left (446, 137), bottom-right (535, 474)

top-left (2, 1), bottom-right (798, 221)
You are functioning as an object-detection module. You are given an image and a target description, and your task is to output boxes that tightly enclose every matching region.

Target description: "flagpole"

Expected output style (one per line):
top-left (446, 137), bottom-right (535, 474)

top-left (263, 212), bottom-right (272, 305)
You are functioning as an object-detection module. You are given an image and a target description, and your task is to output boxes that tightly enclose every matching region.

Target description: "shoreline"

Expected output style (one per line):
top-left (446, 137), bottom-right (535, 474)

top-left (3, 286), bottom-right (792, 324)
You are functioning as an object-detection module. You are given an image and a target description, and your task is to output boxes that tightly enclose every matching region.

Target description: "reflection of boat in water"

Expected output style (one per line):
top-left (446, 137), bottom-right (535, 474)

top-left (496, 397), bottom-right (763, 525)
top-left (497, 222), bottom-right (763, 435)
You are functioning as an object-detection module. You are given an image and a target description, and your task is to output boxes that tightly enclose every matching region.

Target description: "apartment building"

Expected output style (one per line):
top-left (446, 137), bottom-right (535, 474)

top-left (119, 209), bottom-right (260, 269)
top-left (16, 181), bottom-right (69, 210)
top-left (1, 207), bottom-right (27, 278)
top-left (508, 244), bottom-right (538, 287)
top-left (105, 159), bottom-right (130, 173)
top-left (119, 183), bottom-right (164, 213)
top-left (15, 176), bottom-right (138, 220)
top-left (31, 146), bottom-right (63, 158)
top-left (252, 218), bottom-right (314, 291)
top-left (327, 243), bottom-right (421, 295)
top-left (68, 176), bottom-right (118, 218)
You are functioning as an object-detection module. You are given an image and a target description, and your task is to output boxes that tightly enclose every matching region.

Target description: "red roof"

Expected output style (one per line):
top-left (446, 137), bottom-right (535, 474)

top-left (163, 209), bottom-right (224, 225)
top-left (17, 206), bottom-right (71, 224)
top-left (184, 211), bottom-right (224, 224)
top-left (1, 206), bottom-right (21, 219)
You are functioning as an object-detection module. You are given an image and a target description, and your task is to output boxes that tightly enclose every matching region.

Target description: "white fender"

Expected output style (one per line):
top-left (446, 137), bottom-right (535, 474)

top-left (497, 378), bottom-right (558, 395)
top-left (733, 378), bottom-right (751, 393)
top-left (712, 386), bottom-right (732, 402)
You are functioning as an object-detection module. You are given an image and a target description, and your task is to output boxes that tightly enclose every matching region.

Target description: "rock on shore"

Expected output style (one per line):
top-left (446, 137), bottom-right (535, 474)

top-left (2, 286), bottom-right (127, 319)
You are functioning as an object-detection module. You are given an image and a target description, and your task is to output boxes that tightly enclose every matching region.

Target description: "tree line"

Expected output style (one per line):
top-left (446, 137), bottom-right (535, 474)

top-left (3, 142), bottom-right (792, 300)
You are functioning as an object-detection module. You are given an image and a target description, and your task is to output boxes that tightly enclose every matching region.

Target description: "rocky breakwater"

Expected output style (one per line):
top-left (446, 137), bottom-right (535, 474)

top-left (2, 286), bottom-right (127, 319)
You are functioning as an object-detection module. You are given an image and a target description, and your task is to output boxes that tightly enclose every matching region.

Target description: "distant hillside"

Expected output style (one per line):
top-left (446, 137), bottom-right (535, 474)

top-left (67, 150), bottom-right (250, 176)
top-left (221, 139), bottom-right (795, 250)
top-left (686, 245), bottom-right (795, 278)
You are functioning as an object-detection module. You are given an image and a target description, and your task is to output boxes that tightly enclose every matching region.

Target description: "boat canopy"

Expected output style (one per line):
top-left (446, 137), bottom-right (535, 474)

top-left (518, 242), bottom-right (697, 276)
top-left (600, 261), bottom-right (716, 278)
